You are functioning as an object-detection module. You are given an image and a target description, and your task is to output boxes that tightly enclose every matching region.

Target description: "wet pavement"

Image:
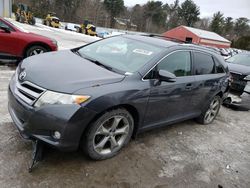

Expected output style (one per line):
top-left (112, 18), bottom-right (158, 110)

top-left (0, 65), bottom-right (250, 188)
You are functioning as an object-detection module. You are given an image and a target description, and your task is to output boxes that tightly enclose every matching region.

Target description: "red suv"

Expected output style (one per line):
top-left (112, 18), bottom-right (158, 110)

top-left (0, 18), bottom-right (57, 63)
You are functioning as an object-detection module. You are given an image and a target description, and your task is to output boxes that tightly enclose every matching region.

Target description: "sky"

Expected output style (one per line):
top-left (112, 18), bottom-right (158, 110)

top-left (124, 0), bottom-right (250, 20)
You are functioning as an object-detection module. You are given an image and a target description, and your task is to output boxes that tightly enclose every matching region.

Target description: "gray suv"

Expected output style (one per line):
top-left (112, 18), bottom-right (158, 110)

top-left (8, 35), bottom-right (229, 160)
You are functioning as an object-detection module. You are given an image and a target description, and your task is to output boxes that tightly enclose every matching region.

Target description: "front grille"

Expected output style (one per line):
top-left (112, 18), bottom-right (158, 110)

top-left (14, 77), bottom-right (46, 105)
top-left (230, 72), bottom-right (247, 93)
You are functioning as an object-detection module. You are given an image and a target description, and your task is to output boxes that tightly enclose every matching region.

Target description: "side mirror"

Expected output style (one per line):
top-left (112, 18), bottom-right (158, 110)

top-left (158, 70), bottom-right (176, 82)
top-left (0, 26), bottom-right (11, 33)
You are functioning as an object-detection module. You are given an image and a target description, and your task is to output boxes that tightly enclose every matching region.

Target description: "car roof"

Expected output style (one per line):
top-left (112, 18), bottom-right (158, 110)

top-left (123, 35), bottom-right (223, 56)
top-left (123, 35), bottom-right (177, 48)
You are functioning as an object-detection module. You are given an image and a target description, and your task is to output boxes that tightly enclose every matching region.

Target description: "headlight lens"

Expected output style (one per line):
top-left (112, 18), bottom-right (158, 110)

top-left (34, 90), bottom-right (90, 108)
top-left (51, 39), bottom-right (57, 46)
top-left (244, 75), bottom-right (250, 81)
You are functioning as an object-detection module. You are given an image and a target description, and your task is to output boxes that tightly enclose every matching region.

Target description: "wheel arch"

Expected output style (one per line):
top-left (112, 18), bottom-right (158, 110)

top-left (79, 103), bottom-right (140, 148)
top-left (216, 91), bottom-right (223, 98)
top-left (23, 42), bottom-right (52, 57)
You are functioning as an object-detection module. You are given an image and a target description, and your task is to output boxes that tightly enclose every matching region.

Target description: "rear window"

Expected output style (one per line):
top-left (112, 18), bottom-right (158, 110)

top-left (194, 52), bottom-right (215, 75)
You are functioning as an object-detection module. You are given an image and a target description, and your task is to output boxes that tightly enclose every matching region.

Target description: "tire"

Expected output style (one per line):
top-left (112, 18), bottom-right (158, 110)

top-left (20, 16), bottom-right (25, 23)
top-left (196, 96), bottom-right (221, 125)
top-left (29, 17), bottom-right (36, 25)
top-left (83, 108), bottom-right (134, 160)
top-left (25, 45), bottom-right (48, 57)
top-left (15, 14), bottom-right (20, 22)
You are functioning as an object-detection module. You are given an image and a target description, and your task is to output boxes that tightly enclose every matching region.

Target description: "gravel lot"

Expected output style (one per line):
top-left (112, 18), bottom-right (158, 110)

top-left (0, 65), bottom-right (250, 188)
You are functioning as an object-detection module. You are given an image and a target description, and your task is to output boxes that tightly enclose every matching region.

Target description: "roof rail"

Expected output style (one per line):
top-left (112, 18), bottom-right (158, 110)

top-left (142, 34), bottom-right (187, 43)
top-left (142, 34), bottom-right (221, 54)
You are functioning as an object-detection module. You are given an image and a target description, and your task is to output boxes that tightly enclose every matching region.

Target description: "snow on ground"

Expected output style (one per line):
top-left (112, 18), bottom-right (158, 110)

top-left (5, 18), bottom-right (101, 50)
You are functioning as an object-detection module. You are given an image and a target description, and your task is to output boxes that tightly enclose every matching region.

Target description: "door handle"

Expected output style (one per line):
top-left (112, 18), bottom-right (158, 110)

top-left (185, 83), bottom-right (193, 90)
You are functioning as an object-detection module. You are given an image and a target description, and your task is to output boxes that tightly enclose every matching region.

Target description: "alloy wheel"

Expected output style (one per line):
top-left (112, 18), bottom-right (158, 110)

top-left (204, 98), bottom-right (220, 124)
top-left (93, 115), bottom-right (130, 155)
top-left (29, 49), bottom-right (44, 56)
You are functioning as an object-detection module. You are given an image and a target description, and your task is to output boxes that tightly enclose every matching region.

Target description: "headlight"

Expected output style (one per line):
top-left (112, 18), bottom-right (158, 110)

top-left (244, 75), bottom-right (250, 81)
top-left (34, 90), bottom-right (90, 108)
top-left (51, 39), bottom-right (57, 46)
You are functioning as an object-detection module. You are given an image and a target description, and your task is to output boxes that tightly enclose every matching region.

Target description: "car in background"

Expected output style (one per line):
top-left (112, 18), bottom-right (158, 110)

top-left (0, 18), bottom-right (57, 63)
top-left (65, 23), bottom-right (80, 32)
top-left (224, 53), bottom-right (250, 109)
top-left (220, 48), bottom-right (231, 59)
top-left (8, 35), bottom-right (229, 160)
top-left (97, 30), bottom-right (110, 38)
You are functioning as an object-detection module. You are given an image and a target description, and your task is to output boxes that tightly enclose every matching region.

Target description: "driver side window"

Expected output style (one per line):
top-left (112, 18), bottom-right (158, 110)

top-left (157, 51), bottom-right (192, 77)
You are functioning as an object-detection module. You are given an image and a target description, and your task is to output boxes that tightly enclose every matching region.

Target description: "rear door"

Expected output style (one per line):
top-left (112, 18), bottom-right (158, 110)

top-left (191, 51), bottom-right (226, 111)
top-left (143, 50), bottom-right (197, 129)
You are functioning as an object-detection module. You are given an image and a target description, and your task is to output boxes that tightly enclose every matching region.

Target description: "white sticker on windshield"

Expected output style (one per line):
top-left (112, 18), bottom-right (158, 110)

top-left (133, 49), bottom-right (153, 56)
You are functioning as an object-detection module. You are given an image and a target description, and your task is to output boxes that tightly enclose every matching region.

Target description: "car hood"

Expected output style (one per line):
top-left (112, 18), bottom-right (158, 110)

top-left (19, 50), bottom-right (125, 93)
top-left (227, 63), bottom-right (250, 75)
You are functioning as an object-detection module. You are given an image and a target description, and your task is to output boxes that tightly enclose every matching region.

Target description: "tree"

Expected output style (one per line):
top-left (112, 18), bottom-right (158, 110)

top-left (178, 0), bottom-right (200, 27)
top-left (130, 4), bottom-right (145, 31)
top-left (234, 17), bottom-right (249, 37)
top-left (232, 36), bottom-right (250, 50)
top-left (165, 0), bottom-right (180, 29)
top-left (143, 1), bottom-right (166, 32)
top-left (104, 0), bottom-right (124, 28)
top-left (210, 11), bottom-right (224, 35)
top-left (195, 17), bottom-right (210, 30)
top-left (223, 17), bottom-right (234, 39)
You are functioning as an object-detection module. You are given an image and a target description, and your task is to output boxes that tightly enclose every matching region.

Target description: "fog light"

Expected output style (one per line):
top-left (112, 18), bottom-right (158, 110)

top-left (53, 131), bottom-right (61, 140)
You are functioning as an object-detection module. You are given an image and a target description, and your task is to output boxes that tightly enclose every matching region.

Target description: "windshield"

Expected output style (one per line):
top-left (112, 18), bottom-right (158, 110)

top-left (78, 36), bottom-right (164, 73)
top-left (227, 54), bottom-right (250, 67)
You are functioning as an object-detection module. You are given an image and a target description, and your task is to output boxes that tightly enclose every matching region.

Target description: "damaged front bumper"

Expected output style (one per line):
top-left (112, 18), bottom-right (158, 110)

top-left (224, 81), bottom-right (250, 110)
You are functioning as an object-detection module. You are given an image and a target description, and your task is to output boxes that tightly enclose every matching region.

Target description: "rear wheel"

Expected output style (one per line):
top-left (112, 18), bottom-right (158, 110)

top-left (25, 45), bottom-right (48, 57)
top-left (20, 15), bottom-right (25, 23)
top-left (83, 109), bottom-right (134, 160)
top-left (15, 13), bottom-right (20, 22)
top-left (196, 96), bottom-right (221, 125)
top-left (29, 17), bottom-right (36, 25)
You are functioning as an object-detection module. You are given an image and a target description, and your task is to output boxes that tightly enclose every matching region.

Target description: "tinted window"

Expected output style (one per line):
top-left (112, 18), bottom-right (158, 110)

top-left (0, 20), bottom-right (15, 32)
top-left (213, 58), bottom-right (225, 73)
top-left (157, 51), bottom-right (191, 77)
top-left (194, 52), bottom-right (215, 75)
top-left (0, 20), bottom-right (10, 29)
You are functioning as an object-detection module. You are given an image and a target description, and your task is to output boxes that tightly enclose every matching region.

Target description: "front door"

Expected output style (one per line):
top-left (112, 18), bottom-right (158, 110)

top-left (143, 51), bottom-right (196, 129)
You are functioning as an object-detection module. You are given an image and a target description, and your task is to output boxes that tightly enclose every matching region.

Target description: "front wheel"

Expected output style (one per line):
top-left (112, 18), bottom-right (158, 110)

top-left (83, 109), bottom-right (134, 160)
top-left (25, 45), bottom-right (48, 57)
top-left (196, 96), bottom-right (221, 125)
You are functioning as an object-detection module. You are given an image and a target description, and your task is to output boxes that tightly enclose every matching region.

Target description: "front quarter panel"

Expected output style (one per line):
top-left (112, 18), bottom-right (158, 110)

top-left (75, 74), bottom-right (150, 128)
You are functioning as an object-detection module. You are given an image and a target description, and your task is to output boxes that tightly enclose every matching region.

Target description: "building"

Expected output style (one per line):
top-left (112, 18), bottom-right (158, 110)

top-left (0, 0), bottom-right (12, 17)
top-left (163, 25), bottom-right (231, 48)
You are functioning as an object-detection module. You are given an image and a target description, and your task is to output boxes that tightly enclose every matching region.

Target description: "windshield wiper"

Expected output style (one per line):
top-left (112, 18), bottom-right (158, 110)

top-left (73, 50), bottom-right (82, 57)
top-left (83, 56), bottom-right (114, 72)
top-left (75, 50), bottom-right (125, 75)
